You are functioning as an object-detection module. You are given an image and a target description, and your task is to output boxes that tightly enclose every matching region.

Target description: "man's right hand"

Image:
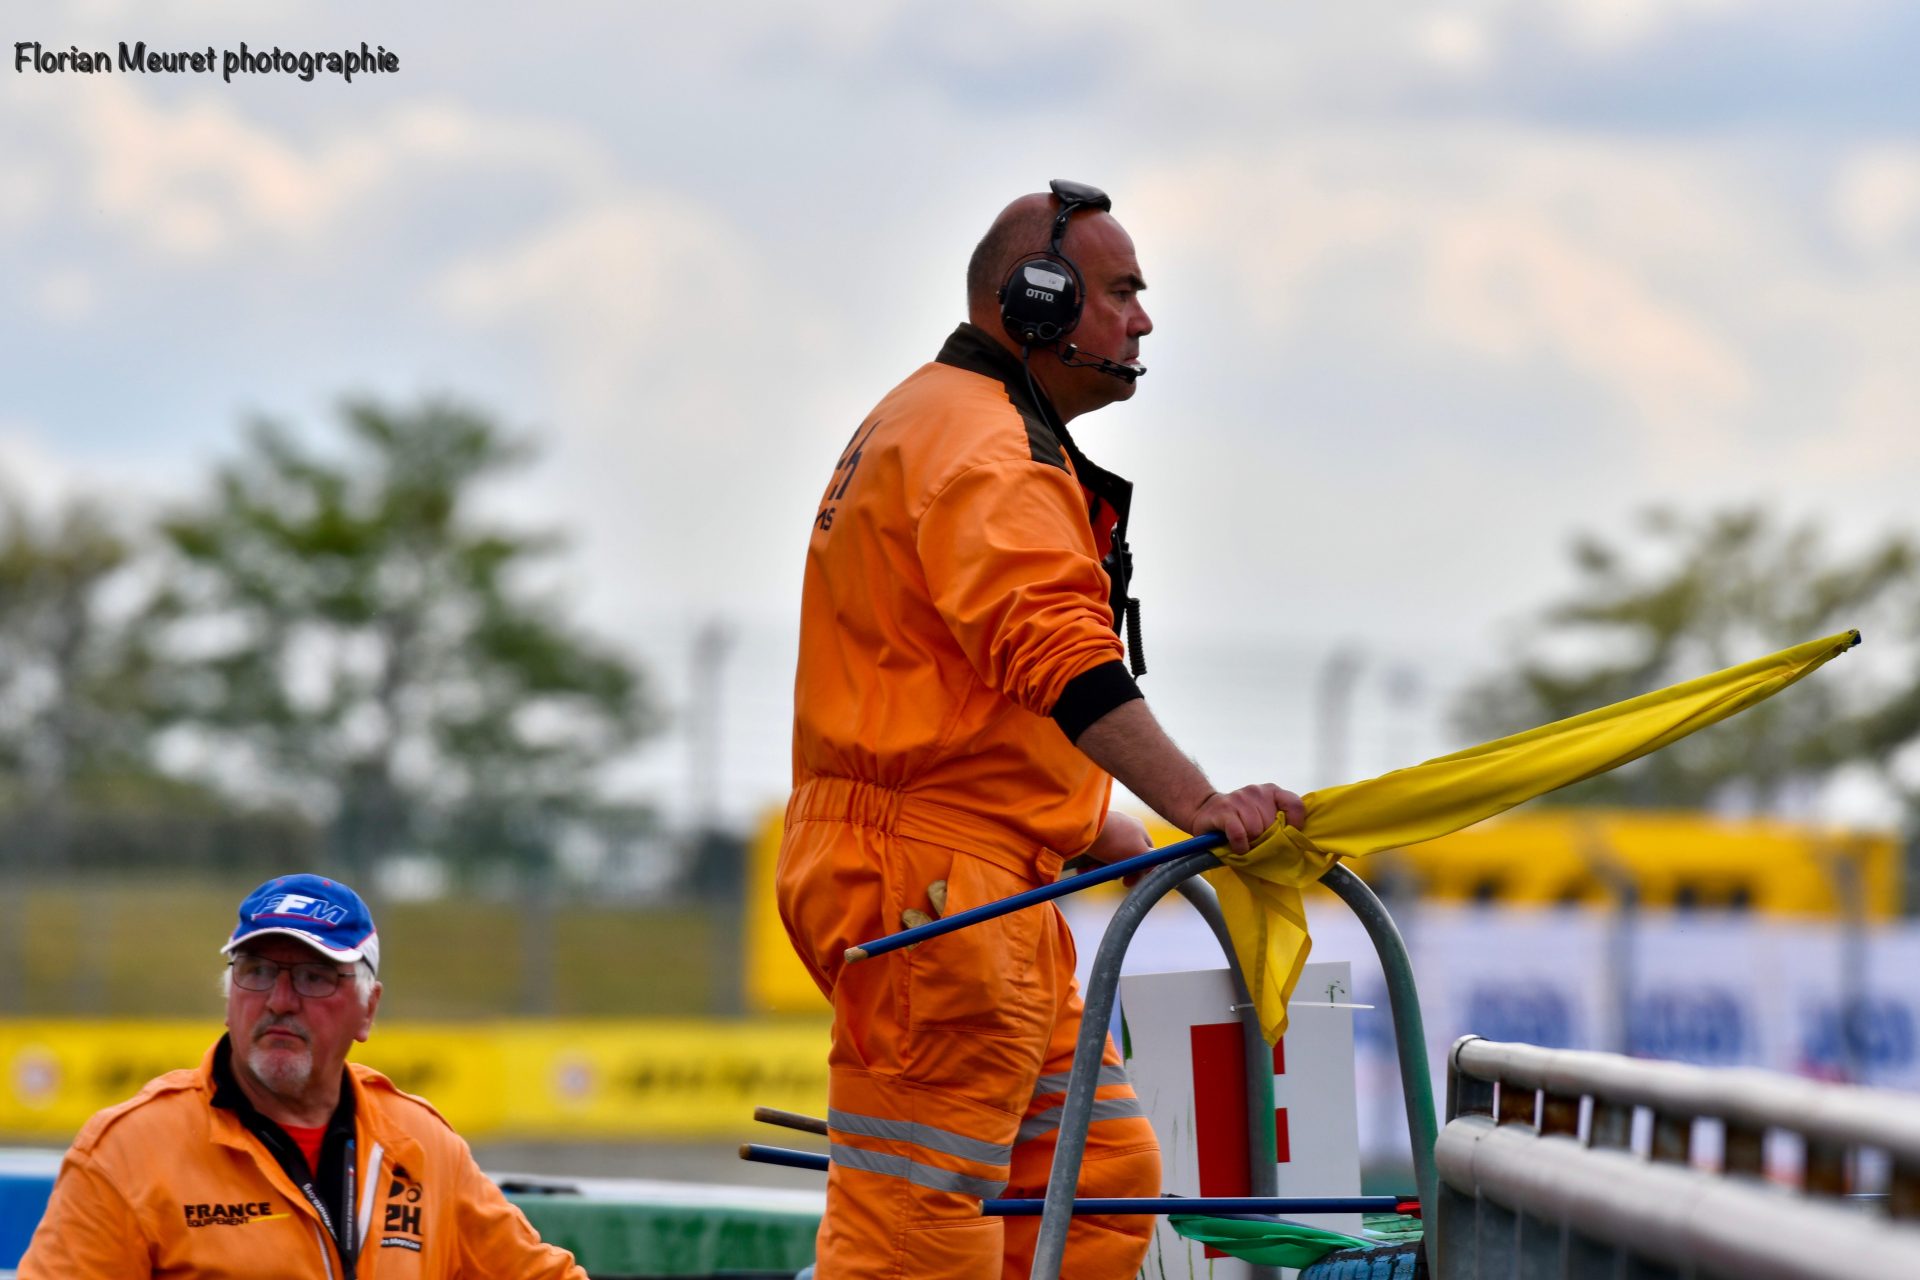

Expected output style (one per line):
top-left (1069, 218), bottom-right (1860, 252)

top-left (1186, 784), bottom-right (1306, 855)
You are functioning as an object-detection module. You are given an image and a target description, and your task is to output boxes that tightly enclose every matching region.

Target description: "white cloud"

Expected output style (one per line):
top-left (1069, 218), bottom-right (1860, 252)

top-left (32, 268), bottom-right (98, 325)
top-left (0, 427), bottom-right (86, 512)
top-left (1139, 135), bottom-right (1752, 449)
top-left (13, 76), bottom-right (611, 260)
top-left (434, 195), bottom-right (758, 420)
top-left (73, 82), bottom-right (355, 254)
top-left (1418, 14), bottom-right (1495, 76)
top-left (427, 188), bottom-right (834, 634)
top-left (0, 423), bottom-right (182, 515)
top-left (1832, 145), bottom-right (1920, 256)
top-left (1423, 211), bottom-right (1750, 436)
top-left (1549, 0), bottom-right (1749, 53)
top-left (0, 155), bottom-right (51, 236)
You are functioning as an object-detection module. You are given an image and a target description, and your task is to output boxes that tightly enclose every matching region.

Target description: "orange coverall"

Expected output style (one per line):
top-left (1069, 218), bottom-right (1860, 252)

top-left (21, 1038), bottom-right (585, 1280)
top-left (779, 323), bottom-right (1160, 1278)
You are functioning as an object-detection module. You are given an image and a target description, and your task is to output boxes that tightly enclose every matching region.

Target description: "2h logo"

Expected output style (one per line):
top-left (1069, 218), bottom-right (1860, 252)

top-left (380, 1167), bottom-right (426, 1252)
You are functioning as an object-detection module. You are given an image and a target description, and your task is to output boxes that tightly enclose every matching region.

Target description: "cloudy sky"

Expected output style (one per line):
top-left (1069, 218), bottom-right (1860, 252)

top-left (5, 1), bottom-right (1917, 826)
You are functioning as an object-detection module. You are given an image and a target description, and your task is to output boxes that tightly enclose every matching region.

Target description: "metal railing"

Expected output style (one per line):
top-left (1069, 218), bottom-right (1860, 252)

top-left (1437, 1036), bottom-right (1920, 1278)
top-left (1030, 859), bottom-right (1439, 1279)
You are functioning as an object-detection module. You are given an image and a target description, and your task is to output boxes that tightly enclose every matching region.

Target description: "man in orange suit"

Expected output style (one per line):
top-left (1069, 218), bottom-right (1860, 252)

top-left (22, 873), bottom-right (586, 1280)
top-left (778, 180), bottom-right (1305, 1278)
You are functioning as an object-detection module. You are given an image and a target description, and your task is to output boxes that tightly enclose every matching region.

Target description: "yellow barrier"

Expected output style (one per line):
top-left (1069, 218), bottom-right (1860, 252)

top-left (743, 807), bottom-right (1903, 1012)
top-left (0, 1019), bottom-right (832, 1141)
top-left (1371, 811), bottom-right (1900, 917)
top-left (747, 808), bottom-right (828, 1016)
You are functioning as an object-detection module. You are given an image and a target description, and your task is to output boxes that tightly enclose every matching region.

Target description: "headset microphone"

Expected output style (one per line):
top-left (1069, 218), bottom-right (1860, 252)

top-left (1059, 344), bottom-right (1144, 383)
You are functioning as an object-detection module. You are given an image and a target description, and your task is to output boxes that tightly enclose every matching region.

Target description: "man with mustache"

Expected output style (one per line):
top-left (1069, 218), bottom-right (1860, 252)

top-left (21, 873), bottom-right (586, 1278)
top-left (778, 182), bottom-right (1305, 1278)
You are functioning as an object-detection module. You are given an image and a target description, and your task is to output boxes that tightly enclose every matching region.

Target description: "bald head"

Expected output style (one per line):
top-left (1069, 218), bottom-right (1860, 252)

top-left (965, 192), bottom-right (1067, 318)
top-left (961, 186), bottom-right (1152, 421)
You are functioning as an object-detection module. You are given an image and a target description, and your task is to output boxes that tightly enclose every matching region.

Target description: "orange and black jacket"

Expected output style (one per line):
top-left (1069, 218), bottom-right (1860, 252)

top-left (21, 1037), bottom-right (585, 1280)
top-left (790, 323), bottom-right (1146, 874)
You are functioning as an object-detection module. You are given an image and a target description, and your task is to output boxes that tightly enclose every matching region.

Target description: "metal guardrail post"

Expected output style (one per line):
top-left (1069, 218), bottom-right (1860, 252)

top-left (1174, 876), bottom-right (1284, 1188)
top-left (1175, 874), bottom-right (1282, 1280)
top-left (1032, 855), bottom-right (1441, 1279)
top-left (1440, 1037), bottom-right (1920, 1277)
top-left (1029, 849), bottom-right (1218, 1280)
top-left (1322, 863), bottom-right (1439, 1272)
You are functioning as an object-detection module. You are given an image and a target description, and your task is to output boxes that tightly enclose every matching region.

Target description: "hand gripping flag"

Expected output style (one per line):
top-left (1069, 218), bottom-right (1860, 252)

top-left (1210, 630), bottom-right (1861, 1043)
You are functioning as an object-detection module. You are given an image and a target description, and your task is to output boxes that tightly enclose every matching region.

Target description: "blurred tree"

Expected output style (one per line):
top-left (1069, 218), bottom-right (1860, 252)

top-left (143, 399), bottom-right (660, 881)
top-left (1455, 507), bottom-right (1919, 812)
top-left (0, 494), bottom-right (156, 865)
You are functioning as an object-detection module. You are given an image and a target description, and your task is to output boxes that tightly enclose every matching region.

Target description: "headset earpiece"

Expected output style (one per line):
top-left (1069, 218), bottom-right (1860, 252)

top-left (999, 253), bottom-right (1083, 347)
top-left (998, 179), bottom-right (1111, 351)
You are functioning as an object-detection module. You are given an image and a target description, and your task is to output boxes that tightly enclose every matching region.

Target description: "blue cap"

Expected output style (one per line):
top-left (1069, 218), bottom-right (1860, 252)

top-left (222, 874), bottom-right (380, 976)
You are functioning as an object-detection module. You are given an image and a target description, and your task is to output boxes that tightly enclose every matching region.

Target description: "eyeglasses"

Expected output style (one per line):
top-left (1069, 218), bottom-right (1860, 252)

top-left (229, 955), bottom-right (357, 998)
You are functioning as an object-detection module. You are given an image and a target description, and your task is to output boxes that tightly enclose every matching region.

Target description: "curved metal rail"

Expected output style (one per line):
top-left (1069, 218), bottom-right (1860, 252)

top-left (1439, 1036), bottom-right (1920, 1278)
top-left (1028, 858), bottom-right (1439, 1279)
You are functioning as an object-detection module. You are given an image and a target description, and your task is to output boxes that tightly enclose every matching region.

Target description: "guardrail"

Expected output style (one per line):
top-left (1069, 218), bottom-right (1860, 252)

top-left (1437, 1035), bottom-right (1920, 1278)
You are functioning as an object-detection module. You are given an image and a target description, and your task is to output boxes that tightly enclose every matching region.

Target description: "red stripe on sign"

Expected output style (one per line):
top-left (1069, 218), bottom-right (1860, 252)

top-left (1273, 1036), bottom-right (1288, 1163)
top-left (1189, 1022), bottom-right (1247, 1259)
top-left (1190, 1022), bottom-right (1250, 1198)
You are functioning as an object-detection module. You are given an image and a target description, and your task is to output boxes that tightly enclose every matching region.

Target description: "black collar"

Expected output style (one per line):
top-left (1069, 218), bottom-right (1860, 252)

top-left (938, 324), bottom-right (1073, 472)
top-left (936, 323), bottom-right (1058, 426)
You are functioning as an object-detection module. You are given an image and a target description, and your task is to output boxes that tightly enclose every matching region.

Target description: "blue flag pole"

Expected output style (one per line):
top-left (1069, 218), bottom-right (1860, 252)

top-left (735, 1147), bottom-right (1420, 1219)
top-left (982, 1195), bottom-right (1415, 1217)
top-left (739, 1144), bottom-right (828, 1173)
top-left (843, 832), bottom-right (1227, 963)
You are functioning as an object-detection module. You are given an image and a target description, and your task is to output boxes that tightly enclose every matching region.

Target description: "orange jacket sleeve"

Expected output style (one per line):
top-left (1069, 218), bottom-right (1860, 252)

top-left (18, 1151), bottom-right (153, 1279)
top-left (452, 1141), bottom-right (589, 1279)
top-left (916, 456), bottom-right (1126, 718)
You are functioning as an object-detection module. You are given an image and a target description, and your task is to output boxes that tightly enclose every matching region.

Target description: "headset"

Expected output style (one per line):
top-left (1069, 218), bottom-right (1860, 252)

top-left (998, 179), bottom-right (1109, 347)
top-left (994, 182), bottom-right (1149, 672)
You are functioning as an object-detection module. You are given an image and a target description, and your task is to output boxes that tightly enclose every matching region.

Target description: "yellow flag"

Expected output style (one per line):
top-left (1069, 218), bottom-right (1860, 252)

top-left (1208, 629), bottom-right (1860, 1043)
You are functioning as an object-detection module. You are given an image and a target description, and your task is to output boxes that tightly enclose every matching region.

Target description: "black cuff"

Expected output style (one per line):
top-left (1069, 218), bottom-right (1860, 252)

top-left (1050, 659), bottom-right (1143, 743)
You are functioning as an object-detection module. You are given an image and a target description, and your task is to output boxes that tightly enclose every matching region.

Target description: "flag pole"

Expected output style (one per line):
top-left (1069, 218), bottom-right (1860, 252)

top-left (844, 832), bottom-right (1226, 963)
top-left (734, 1147), bottom-right (1420, 1219)
top-left (982, 1195), bottom-right (1417, 1218)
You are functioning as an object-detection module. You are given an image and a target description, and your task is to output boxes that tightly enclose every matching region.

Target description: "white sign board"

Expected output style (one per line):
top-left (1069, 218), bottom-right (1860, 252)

top-left (1120, 962), bottom-right (1362, 1279)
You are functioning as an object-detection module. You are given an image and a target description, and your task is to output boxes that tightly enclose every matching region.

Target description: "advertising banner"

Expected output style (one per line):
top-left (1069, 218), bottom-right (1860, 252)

top-left (1, 1019), bottom-right (832, 1140)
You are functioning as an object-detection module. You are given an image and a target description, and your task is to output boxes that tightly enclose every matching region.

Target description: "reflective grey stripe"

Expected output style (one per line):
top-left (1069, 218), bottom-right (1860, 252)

top-left (826, 1108), bottom-right (1012, 1166)
top-left (1017, 1094), bottom-right (1147, 1144)
top-left (830, 1143), bottom-right (1009, 1198)
top-left (1031, 1064), bottom-right (1130, 1098)
top-left (829, 1113), bottom-right (1021, 1174)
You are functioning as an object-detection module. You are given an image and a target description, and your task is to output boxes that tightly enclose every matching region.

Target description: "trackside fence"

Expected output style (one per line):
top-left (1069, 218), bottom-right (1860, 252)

top-left (1437, 1035), bottom-right (1920, 1278)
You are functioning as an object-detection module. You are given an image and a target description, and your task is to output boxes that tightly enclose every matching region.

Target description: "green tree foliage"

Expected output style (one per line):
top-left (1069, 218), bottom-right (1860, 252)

top-left (1455, 507), bottom-right (1919, 810)
top-left (143, 399), bottom-right (659, 878)
top-left (0, 496), bottom-right (164, 858)
top-left (0, 491), bottom-right (326, 874)
top-left (0, 497), bottom-right (138, 788)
